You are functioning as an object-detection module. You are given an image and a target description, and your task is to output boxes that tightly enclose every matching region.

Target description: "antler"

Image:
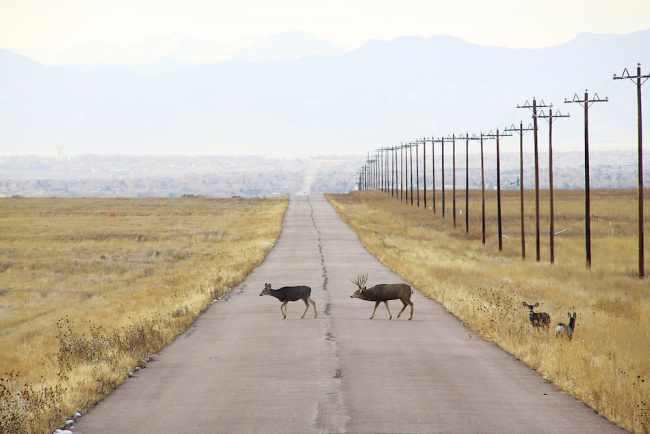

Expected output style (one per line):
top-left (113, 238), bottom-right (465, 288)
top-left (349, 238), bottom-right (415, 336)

top-left (351, 273), bottom-right (368, 289)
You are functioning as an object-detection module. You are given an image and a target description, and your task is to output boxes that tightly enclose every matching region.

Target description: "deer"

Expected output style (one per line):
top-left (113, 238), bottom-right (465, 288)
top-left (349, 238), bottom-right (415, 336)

top-left (259, 283), bottom-right (317, 319)
top-left (556, 312), bottom-right (577, 340)
top-left (350, 273), bottom-right (414, 320)
top-left (522, 302), bottom-right (551, 328)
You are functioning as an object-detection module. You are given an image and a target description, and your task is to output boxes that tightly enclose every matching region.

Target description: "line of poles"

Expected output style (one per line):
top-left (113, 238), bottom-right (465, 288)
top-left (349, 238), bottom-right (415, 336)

top-left (357, 64), bottom-right (648, 278)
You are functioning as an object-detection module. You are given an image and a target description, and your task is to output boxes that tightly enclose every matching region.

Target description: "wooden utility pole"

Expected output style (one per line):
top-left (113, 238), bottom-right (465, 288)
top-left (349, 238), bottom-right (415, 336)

top-left (485, 129), bottom-right (513, 251)
top-left (565, 90), bottom-right (608, 269)
top-left (415, 141), bottom-right (421, 207)
top-left (538, 108), bottom-right (570, 264)
top-left (450, 134), bottom-right (458, 228)
top-left (432, 136), bottom-right (436, 214)
top-left (409, 142), bottom-right (414, 205)
top-left (480, 132), bottom-right (486, 244)
top-left (434, 137), bottom-right (446, 217)
top-left (423, 138), bottom-right (428, 209)
top-left (614, 64), bottom-right (650, 278)
top-left (518, 98), bottom-right (549, 261)
top-left (505, 122), bottom-right (535, 260)
top-left (465, 134), bottom-right (482, 234)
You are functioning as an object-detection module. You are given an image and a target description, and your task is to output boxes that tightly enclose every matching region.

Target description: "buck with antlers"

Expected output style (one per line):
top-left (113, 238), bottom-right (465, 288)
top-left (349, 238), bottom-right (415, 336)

top-left (350, 274), bottom-right (414, 320)
top-left (260, 283), bottom-right (317, 319)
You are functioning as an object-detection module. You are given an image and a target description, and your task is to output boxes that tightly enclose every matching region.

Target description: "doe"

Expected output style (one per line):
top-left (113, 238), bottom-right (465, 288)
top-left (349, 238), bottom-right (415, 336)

top-left (350, 274), bottom-right (414, 320)
top-left (556, 312), bottom-right (577, 340)
top-left (522, 302), bottom-right (551, 328)
top-left (260, 283), bottom-right (317, 319)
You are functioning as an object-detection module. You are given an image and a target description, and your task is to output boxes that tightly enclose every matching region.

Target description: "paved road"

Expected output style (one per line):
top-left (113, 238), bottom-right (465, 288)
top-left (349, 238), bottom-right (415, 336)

top-left (74, 195), bottom-right (626, 434)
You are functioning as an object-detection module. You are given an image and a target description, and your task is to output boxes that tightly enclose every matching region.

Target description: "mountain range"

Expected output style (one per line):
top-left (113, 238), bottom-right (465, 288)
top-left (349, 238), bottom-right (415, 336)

top-left (13, 30), bottom-right (352, 75)
top-left (1, 29), bottom-right (649, 157)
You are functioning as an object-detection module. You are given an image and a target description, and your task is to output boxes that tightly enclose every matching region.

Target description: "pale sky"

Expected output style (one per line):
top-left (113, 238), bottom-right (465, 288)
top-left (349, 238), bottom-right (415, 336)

top-left (1, 0), bottom-right (649, 51)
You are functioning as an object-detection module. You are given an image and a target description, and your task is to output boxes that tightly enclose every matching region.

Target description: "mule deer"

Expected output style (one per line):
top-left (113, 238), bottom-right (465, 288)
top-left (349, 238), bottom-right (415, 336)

top-left (350, 274), bottom-right (414, 320)
top-left (556, 312), bottom-right (577, 340)
top-left (522, 302), bottom-right (551, 328)
top-left (260, 283), bottom-right (317, 319)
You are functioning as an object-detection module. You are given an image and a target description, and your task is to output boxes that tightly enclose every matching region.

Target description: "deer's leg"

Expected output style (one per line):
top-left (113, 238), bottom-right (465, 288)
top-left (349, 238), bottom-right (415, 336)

top-left (370, 301), bottom-right (380, 319)
top-left (281, 301), bottom-right (288, 319)
top-left (301, 299), bottom-right (309, 318)
top-left (397, 300), bottom-right (408, 318)
top-left (407, 300), bottom-right (414, 320)
top-left (383, 300), bottom-right (392, 320)
top-left (309, 297), bottom-right (317, 318)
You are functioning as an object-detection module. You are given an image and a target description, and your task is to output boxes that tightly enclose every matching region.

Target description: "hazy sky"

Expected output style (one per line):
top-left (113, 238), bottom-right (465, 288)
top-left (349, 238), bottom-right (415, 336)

top-left (1, 0), bottom-right (649, 51)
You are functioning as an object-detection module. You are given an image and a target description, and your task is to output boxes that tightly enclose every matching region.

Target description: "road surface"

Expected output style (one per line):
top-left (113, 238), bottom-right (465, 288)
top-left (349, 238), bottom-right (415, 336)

top-left (74, 195), bottom-right (625, 434)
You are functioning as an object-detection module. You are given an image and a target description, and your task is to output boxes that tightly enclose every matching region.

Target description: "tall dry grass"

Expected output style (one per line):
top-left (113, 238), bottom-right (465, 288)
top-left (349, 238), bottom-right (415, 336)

top-left (0, 197), bottom-right (288, 434)
top-left (328, 189), bottom-right (650, 434)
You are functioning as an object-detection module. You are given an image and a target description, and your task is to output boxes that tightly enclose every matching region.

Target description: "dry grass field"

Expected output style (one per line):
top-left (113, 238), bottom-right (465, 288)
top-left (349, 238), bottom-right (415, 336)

top-left (0, 197), bottom-right (288, 434)
top-left (328, 189), bottom-right (650, 434)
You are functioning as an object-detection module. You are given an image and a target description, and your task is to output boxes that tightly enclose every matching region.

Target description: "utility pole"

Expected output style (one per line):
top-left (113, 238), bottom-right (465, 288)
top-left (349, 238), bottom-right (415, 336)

top-left (394, 146), bottom-right (399, 200)
top-left (465, 134), bottom-right (481, 234)
top-left (377, 148), bottom-right (384, 192)
top-left (415, 140), bottom-right (421, 207)
top-left (399, 143), bottom-right (406, 202)
top-left (381, 147), bottom-right (390, 194)
top-left (538, 108), bottom-right (570, 264)
top-left (480, 132), bottom-right (487, 244)
top-left (614, 64), bottom-right (650, 278)
top-left (505, 122), bottom-right (535, 260)
top-left (565, 90), bottom-right (608, 269)
top-left (375, 149), bottom-right (381, 191)
top-left (410, 142), bottom-right (415, 205)
top-left (485, 128), bottom-right (513, 251)
top-left (390, 146), bottom-right (396, 198)
top-left (366, 152), bottom-right (371, 190)
top-left (384, 147), bottom-right (389, 193)
top-left (434, 137), bottom-right (446, 217)
top-left (518, 98), bottom-right (549, 261)
top-left (422, 138), bottom-right (428, 209)
top-left (402, 143), bottom-right (409, 204)
top-left (431, 136), bottom-right (436, 214)
top-left (450, 134), bottom-right (458, 228)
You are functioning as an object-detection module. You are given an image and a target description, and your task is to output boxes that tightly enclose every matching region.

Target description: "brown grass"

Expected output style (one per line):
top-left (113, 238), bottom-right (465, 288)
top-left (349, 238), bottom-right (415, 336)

top-left (327, 189), bottom-right (650, 434)
top-left (0, 197), bottom-right (288, 434)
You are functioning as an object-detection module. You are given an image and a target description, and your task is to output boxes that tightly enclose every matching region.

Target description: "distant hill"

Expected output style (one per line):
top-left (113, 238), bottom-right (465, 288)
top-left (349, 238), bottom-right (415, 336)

top-left (13, 30), bottom-right (352, 74)
top-left (1, 29), bottom-right (649, 157)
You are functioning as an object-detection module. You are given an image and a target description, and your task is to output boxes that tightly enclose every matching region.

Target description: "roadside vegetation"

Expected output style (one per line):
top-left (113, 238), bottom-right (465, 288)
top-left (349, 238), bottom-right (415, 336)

top-left (328, 189), bottom-right (650, 434)
top-left (0, 197), bottom-right (288, 434)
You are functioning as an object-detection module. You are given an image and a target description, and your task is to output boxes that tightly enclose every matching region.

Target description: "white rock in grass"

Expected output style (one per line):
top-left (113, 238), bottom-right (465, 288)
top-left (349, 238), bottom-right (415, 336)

top-left (55, 430), bottom-right (73, 434)
top-left (66, 419), bottom-right (75, 424)
top-left (75, 412), bottom-right (82, 418)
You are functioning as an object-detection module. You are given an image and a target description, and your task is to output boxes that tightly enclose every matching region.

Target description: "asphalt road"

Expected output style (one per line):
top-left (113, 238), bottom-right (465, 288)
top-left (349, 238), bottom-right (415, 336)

top-left (74, 195), bottom-right (626, 434)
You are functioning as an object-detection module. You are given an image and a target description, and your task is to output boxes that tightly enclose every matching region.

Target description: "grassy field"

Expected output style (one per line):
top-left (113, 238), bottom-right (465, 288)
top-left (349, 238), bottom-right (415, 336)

top-left (328, 189), bottom-right (650, 434)
top-left (0, 197), bottom-right (288, 434)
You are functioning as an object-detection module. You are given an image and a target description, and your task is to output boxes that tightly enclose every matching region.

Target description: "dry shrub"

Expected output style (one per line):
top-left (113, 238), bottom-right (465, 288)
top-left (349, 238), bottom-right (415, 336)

top-left (328, 190), bottom-right (650, 434)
